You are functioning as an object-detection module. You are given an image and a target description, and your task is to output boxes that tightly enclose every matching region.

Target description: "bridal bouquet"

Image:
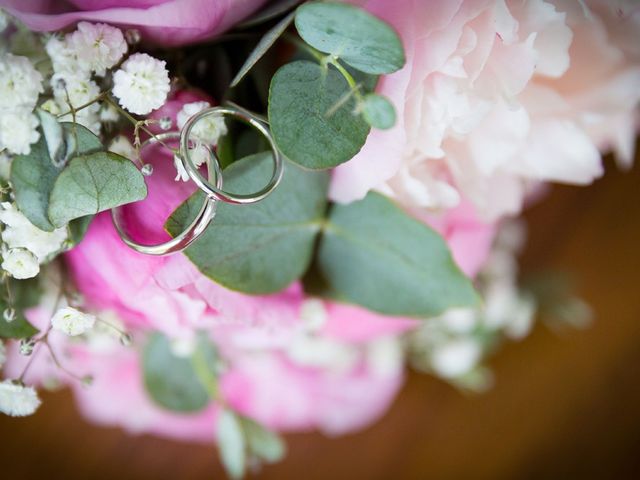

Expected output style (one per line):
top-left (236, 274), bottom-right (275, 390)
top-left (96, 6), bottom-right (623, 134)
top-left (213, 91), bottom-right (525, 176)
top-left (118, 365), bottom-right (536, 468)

top-left (0, 0), bottom-right (638, 476)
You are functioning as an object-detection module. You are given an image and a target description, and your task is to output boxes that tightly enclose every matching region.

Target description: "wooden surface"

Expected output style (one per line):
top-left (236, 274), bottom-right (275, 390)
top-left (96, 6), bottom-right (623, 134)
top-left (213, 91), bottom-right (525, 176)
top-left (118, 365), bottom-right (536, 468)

top-left (1, 158), bottom-right (639, 479)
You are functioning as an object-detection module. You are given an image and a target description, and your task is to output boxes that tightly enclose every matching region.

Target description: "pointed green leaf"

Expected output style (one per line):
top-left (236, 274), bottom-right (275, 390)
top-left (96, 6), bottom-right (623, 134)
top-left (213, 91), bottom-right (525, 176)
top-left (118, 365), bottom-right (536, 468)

top-left (48, 152), bottom-right (147, 228)
top-left (241, 417), bottom-right (286, 463)
top-left (231, 11), bottom-right (295, 88)
top-left (166, 153), bottom-right (329, 294)
top-left (318, 192), bottom-right (479, 317)
top-left (269, 60), bottom-right (370, 169)
top-left (216, 409), bottom-right (247, 480)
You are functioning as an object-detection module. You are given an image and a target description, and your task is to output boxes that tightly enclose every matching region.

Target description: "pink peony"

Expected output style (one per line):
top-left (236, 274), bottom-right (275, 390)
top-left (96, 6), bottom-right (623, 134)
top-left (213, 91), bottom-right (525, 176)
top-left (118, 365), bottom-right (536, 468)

top-left (331, 0), bottom-right (640, 220)
top-left (0, 0), bottom-right (268, 46)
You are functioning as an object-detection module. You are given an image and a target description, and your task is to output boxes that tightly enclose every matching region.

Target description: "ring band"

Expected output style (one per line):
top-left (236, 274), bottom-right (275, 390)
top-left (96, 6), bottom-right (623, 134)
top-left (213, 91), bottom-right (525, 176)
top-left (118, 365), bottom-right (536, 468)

top-left (179, 105), bottom-right (283, 205)
top-left (111, 132), bottom-right (222, 256)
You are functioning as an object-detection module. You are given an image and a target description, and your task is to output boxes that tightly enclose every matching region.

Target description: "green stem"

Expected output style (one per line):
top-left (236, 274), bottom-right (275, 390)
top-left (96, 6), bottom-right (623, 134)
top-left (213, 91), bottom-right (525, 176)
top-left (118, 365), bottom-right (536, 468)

top-left (104, 95), bottom-right (178, 155)
top-left (190, 344), bottom-right (221, 402)
top-left (56, 91), bottom-right (107, 119)
top-left (282, 34), bottom-right (364, 103)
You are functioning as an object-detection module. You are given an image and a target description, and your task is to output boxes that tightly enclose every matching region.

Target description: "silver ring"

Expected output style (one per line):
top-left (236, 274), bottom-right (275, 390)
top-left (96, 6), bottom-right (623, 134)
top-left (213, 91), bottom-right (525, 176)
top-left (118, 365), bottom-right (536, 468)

top-left (111, 132), bottom-right (222, 255)
top-left (179, 105), bottom-right (283, 205)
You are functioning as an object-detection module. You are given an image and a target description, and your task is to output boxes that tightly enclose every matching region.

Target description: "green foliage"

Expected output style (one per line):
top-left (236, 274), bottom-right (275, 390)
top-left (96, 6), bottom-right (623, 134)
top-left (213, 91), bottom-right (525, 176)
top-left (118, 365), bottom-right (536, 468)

top-left (231, 11), bottom-right (296, 88)
top-left (316, 192), bottom-right (479, 317)
top-left (362, 93), bottom-right (396, 130)
top-left (294, 2), bottom-right (405, 74)
top-left (11, 121), bottom-right (102, 231)
top-left (48, 152), bottom-right (147, 227)
top-left (167, 153), bottom-right (329, 294)
top-left (142, 333), bottom-right (218, 412)
top-left (11, 119), bottom-right (145, 231)
top-left (268, 61), bottom-right (370, 169)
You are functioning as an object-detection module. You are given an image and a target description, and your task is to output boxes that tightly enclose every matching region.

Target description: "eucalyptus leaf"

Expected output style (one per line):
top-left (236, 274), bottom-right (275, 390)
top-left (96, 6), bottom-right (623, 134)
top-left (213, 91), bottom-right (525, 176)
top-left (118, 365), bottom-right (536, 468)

top-left (295, 2), bottom-right (405, 74)
top-left (241, 417), bottom-right (286, 463)
top-left (48, 152), bottom-right (147, 228)
top-left (0, 310), bottom-right (38, 339)
top-left (239, 0), bottom-right (302, 28)
top-left (317, 192), bottom-right (479, 317)
top-left (67, 215), bottom-right (94, 246)
top-left (216, 409), bottom-right (247, 480)
top-left (362, 93), bottom-right (396, 130)
top-left (11, 122), bottom-right (103, 231)
top-left (142, 333), bottom-right (211, 412)
top-left (167, 153), bottom-right (329, 294)
top-left (36, 109), bottom-right (65, 165)
top-left (268, 60), bottom-right (370, 169)
top-left (231, 11), bottom-right (295, 88)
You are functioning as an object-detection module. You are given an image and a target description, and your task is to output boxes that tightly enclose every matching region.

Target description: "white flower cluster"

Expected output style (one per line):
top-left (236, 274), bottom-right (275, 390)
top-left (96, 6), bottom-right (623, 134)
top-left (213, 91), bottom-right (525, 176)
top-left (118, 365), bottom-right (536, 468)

top-left (51, 307), bottom-right (96, 336)
top-left (46, 21), bottom-right (128, 134)
top-left (112, 53), bottom-right (170, 115)
top-left (0, 53), bottom-right (43, 155)
top-left (0, 202), bottom-right (67, 279)
top-left (409, 222), bottom-right (536, 390)
top-left (0, 380), bottom-right (41, 417)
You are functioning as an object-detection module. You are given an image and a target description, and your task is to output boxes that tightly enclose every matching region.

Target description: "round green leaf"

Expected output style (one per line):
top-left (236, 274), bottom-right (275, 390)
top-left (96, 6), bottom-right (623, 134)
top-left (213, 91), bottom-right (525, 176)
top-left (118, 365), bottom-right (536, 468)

top-left (48, 152), bottom-right (147, 228)
top-left (318, 192), bottom-right (480, 317)
top-left (269, 60), bottom-right (370, 169)
top-left (295, 2), bottom-right (405, 74)
top-left (166, 153), bottom-right (329, 294)
top-left (361, 93), bottom-right (396, 130)
top-left (11, 122), bottom-right (103, 231)
top-left (142, 333), bottom-right (210, 412)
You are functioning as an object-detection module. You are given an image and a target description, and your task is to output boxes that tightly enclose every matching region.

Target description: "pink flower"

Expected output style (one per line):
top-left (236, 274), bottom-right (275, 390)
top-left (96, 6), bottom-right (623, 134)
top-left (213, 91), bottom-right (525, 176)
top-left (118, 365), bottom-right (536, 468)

top-left (331, 0), bottom-right (640, 219)
top-left (1, 0), bottom-right (268, 46)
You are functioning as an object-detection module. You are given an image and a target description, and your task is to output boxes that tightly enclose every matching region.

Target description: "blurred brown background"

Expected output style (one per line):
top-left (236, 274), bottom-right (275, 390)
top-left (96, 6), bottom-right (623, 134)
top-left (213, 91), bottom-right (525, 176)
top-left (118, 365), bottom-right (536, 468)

top-left (1, 155), bottom-right (639, 479)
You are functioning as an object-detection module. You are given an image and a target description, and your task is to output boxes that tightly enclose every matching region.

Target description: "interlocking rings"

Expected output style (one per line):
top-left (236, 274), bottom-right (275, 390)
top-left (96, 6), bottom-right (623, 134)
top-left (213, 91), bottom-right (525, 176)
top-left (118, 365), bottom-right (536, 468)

top-left (179, 105), bottom-right (283, 205)
top-left (111, 132), bottom-right (221, 256)
top-left (111, 104), bottom-right (283, 255)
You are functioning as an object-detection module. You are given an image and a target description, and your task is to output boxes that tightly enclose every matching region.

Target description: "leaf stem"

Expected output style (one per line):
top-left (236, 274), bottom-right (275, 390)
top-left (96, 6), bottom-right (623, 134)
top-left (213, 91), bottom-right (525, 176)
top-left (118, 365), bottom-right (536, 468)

top-left (56, 91), bottom-right (107, 119)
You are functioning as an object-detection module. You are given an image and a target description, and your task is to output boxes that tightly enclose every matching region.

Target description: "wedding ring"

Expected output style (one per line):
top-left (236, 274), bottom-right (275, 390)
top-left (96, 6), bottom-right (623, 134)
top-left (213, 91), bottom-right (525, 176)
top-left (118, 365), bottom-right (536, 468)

top-left (111, 132), bottom-right (222, 255)
top-left (179, 105), bottom-right (283, 205)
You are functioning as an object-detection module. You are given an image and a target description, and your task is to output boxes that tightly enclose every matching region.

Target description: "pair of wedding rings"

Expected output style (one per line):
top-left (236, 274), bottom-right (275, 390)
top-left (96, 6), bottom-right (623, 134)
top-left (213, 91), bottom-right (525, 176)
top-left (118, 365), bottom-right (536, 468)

top-left (111, 105), bottom-right (283, 255)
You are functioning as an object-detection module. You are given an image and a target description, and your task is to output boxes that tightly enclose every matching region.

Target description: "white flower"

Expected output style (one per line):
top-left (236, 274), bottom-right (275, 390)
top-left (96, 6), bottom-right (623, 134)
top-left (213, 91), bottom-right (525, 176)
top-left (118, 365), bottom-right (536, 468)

top-left (45, 35), bottom-right (85, 75)
top-left (0, 380), bottom-right (41, 417)
top-left (68, 22), bottom-right (127, 76)
top-left (100, 102), bottom-right (120, 123)
top-left (367, 336), bottom-right (404, 377)
top-left (287, 336), bottom-right (357, 372)
top-left (430, 339), bottom-right (482, 379)
top-left (299, 298), bottom-right (327, 333)
top-left (51, 307), bottom-right (96, 336)
top-left (0, 53), bottom-right (43, 110)
top-left (2, 248), bottom-right (40, 279)
top-left (112, 53), bottom-right (170, 115)
top-left (0, 341), bottom-right (6, 368)
top-left (0, 109), bottom-right (40, 155)
top-left (0, 203), bottom-right (67, 261)
top-left (177, 102), bottom-right (227, 145)
top-left (109, 135), bottom-right (137, 162)
top-left (51, 71), bottom-right (102, 134)
top-left (173, 154), bottom-right (190, 182)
